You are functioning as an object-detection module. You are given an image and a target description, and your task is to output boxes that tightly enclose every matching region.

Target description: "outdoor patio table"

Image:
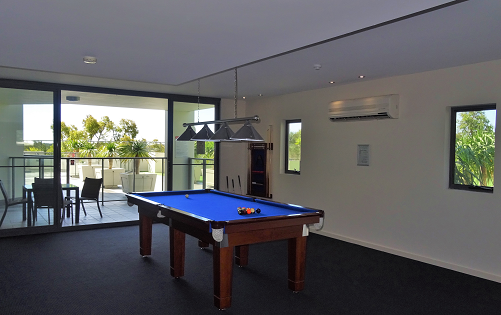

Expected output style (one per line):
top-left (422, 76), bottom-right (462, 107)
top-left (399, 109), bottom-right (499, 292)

top-left (23, 184), bottom-right (80, 226)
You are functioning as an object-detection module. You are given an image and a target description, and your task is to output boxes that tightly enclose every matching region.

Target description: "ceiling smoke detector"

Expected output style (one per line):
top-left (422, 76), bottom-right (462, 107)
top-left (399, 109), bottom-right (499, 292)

top-left (83, 56), bottom-right (97, 64)
top-left (313, 64), bottom-right (322, 70)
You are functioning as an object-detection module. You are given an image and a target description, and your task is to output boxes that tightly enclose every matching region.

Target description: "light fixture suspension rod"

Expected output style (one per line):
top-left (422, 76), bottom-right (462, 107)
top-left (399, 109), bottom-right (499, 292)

top-left (182, 115), bottom-right (259, 127)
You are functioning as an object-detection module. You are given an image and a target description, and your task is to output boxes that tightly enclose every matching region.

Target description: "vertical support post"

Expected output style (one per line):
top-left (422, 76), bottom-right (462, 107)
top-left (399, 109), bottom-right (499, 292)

top-left (101, 158), bottom-right (104, 205)
top-left (66, 158), bottom-right (70, 184)
top-left (11, 157), bottom-right (15, 199)
top-left (202, 159), bottom-right (207, 189)
top-left (132, 158), bottom-right (136, 192)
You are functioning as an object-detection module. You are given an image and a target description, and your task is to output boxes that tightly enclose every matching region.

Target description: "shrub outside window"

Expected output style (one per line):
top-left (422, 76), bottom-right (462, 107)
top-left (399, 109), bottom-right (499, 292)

top-left (285, 120), bottom-right (301, 174)
top-left (449, 104), bottom-right (496, 192)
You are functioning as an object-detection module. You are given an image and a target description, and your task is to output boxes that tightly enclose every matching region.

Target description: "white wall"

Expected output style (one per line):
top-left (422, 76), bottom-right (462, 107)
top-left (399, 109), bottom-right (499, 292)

top-left (220, 59), bottom-right (501, 282)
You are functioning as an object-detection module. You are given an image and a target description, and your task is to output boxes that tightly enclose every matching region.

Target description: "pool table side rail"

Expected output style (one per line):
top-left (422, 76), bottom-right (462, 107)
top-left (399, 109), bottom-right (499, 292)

top-left (127, 193), bottom-right (213, 233)
top-left (222, 212), bottom-right (322, 233)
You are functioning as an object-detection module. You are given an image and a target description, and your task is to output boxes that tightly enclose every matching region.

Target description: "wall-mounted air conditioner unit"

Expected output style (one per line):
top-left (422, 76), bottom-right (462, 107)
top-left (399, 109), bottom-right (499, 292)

top-left (329, 94), bottom-right (399, 121)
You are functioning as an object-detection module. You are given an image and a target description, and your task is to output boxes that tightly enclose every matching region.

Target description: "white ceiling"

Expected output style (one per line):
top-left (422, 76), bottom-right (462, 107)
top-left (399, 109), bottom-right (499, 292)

top-left (1, 0), bottom-right (500, 100)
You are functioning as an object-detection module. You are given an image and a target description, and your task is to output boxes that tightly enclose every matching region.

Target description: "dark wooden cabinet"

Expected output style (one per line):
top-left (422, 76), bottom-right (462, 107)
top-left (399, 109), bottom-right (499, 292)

top-left (248, 143), bottom-right (272, 198)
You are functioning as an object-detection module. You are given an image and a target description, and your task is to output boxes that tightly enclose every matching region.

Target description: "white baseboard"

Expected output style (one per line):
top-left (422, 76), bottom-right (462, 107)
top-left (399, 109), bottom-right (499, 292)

top-left (313, 230), bottom-right (501, 284)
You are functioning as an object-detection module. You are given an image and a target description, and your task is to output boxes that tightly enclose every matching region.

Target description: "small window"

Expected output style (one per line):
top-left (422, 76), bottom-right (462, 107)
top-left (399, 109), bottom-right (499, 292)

top-left (449, 104), bottom-right (496, 192)
top-left (285, 119), bottom-right (301, 174)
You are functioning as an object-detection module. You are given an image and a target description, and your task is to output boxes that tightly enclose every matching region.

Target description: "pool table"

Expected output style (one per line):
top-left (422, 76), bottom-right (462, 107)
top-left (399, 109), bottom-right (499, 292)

top-left (126, 189), bottom-right (324, 309)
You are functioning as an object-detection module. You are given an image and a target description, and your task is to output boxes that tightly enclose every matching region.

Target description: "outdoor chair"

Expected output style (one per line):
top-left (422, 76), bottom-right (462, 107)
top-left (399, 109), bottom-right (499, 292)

top-left (34, 177), bottom-right (54, 184)
top-left (0, 179), bottom-right (29, 228)
top-left (31, 183), bottom-right (71, 225)
top-left (76, 177), bottom-right (103, 218)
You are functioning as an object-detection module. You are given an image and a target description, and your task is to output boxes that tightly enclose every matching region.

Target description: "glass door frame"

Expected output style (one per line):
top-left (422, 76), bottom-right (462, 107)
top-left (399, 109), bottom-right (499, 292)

top-left (168, 100), bottom-right (220, 191)
top-left (0, 78), bottom-right (220, 237)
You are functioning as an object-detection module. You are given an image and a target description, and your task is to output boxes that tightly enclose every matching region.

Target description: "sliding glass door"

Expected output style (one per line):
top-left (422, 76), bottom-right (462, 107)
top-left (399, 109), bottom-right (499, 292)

top-left (59, 90), bottom-right (168, 227)
top-left (0, 79), bottom-right (220, 235)
top-left (0, 87), bottom-right (56, 231)
top-left (172, 101), bottom-right (215, 191)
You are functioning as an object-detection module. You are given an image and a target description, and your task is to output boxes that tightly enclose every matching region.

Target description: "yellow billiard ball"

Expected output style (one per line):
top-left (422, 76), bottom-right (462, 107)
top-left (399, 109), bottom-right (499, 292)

top-left (185, 194), bottom-right (189, 198)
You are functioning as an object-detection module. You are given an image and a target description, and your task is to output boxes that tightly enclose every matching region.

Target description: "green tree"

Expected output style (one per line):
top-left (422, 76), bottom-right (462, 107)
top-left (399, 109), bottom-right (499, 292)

top-left (82, 115), bottom-right (103, 142)
top-left (149, 139), bottom-right (165, 153)
top-left (454, 111), bottom-right (495, 186)
top-left (118, 119), bottom-right (139, 140)
top-left (288, 130), bottom-right (301, 160)
top-left (194, 141), bottom-right (214, 159)
top-left (458, 111), bottom-right (494, 137)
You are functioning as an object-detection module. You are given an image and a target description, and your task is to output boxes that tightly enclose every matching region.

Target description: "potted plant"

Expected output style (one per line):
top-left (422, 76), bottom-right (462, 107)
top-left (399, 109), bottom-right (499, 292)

top-left (99, 142), bottom-right (117, 169)
top-left (117, 140), bottom-right (156, 192)
top-left (117, 140), bottom-right (152, 174)
top-left (94, 142), bottom-right (124, 188)
top-left (80, 141), bottom-right (98, 166)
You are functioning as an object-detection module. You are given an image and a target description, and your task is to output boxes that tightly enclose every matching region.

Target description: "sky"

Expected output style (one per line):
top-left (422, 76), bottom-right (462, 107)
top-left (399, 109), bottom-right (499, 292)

top-left (23, 104), bottom-right (214, 143)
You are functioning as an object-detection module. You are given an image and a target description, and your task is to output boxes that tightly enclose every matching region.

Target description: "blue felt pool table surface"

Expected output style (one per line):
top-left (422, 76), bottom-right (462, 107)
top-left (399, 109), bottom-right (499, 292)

top-left (130, 189), bottom-right (317, 222)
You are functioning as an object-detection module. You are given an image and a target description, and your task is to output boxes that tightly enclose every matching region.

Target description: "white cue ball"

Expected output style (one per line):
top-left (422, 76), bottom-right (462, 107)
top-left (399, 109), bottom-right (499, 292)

top-left (185, 194), bottom-right (189, 198)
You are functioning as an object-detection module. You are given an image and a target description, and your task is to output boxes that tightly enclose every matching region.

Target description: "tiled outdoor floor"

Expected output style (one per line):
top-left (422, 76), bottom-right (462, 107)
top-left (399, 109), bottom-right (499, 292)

top-left (0, 200), bottom-right (138, 230)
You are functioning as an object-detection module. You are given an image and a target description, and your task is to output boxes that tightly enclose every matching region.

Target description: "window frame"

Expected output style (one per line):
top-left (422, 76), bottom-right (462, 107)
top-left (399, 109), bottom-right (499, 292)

top-left (449, 103), bottom-right (496, 193)
top-left (285, 119), bottom-right (301, 175)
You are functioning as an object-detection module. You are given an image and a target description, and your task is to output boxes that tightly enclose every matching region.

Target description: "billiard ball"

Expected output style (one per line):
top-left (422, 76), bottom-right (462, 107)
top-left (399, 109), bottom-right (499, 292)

top-left (256, 208), bottom-right (261, 213)
top-left (185, 194), bottom-right (189, 198)
top-left (246, 208), bottom-right (251, 214)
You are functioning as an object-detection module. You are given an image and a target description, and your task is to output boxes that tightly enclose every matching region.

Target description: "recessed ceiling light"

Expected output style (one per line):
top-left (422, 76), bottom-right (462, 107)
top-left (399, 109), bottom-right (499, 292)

top-left (329, 81), bottom-right (335, 84)
top-left (83, 56), bottom-right (97, 64)
top-left (242, 96), bottom-right (246, 99)
top-left (258, 94), bottom-right (263, 97)
top-left (358, 75), bottom-right (365, 79)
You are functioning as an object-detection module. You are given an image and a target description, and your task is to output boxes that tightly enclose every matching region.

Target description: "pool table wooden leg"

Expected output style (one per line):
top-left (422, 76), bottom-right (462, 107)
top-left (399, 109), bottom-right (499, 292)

top-left (139, 214), bottom-right (152, 256)
top-left (234, 245), bottom-right (249, 267)
top-left (170, 228), bottom-right (186, 278)
top-left (213, 245), bottom-right (233, 309)
top-left (288, 236), bottom-right (307, 291)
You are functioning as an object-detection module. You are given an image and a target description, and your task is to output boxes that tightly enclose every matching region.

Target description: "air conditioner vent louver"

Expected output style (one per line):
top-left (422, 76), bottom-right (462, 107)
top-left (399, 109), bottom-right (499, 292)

top-left (329, 95), bottom-right (399, 121)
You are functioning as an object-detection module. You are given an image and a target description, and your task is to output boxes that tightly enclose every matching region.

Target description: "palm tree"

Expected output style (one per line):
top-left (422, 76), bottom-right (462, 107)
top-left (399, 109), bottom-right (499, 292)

top-left (80, 142), bottom-right (98, 166)
top-left (99, 142), bottom-right (117, 169)
top-left (68, 140), bottom-right (83, 157)
top-left (117, 140), bottom-right (152, 174)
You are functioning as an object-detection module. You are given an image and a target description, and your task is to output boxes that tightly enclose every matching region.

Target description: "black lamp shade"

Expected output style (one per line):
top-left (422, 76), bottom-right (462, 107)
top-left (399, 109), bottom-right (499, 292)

top-left (177, 126), bottom-right (196, 141)
top-left (210, 122), bottom-right (236, 141)
top-left (230, 120), bottom-right (264, 141)
top-left (191, 124), bottom-right (215, 141)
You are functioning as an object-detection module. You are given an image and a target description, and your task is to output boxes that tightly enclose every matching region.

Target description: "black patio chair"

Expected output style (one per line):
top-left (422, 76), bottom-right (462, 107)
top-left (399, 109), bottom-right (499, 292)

top-left (79, 177), bottom-right (103, 218)
top-left (0, 179), bottom-right (29, 227)
top-left (34, 177), bottom-right (54, 184)
top-left (32, 183), bottom-right (71, 225)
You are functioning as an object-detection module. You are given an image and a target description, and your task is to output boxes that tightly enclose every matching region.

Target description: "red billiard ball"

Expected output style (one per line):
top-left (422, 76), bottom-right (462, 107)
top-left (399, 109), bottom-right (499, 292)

top-left (246, 208), bottom-right (251, 214)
